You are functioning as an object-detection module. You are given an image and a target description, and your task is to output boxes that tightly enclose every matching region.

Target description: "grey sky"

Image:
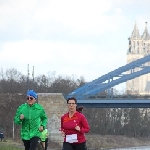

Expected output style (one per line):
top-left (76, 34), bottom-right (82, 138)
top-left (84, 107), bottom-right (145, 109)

top-left (0, 0), bottom-right (150, 91)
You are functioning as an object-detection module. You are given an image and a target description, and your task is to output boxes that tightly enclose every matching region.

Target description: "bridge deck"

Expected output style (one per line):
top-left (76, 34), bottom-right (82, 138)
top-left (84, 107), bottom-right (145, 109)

top-left (77, 99), bottom-right (150, 108)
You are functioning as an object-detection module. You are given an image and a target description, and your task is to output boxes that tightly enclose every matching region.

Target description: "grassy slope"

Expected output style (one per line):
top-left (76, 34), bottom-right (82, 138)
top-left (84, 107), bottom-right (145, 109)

top-left (86, 135), bottom-right (150, 149)
top-left (0, 145), bottom-right (22, 150)
top-left (1, 135), bottom-right (150, 149)
top-left (0, 139), bottom-right (23, 150)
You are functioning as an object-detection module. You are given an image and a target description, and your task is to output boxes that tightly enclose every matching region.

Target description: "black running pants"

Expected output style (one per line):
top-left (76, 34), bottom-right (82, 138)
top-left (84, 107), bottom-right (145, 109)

top-left (22, 136), bottom-right (40, 150)
top-left (62, 142), bottom-right (87, 150)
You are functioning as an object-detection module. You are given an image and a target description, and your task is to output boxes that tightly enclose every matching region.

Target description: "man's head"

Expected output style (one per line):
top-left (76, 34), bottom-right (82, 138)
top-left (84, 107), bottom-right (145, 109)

top-left (26, 90), bottom-right (37, 105)
top-left (27, 90), bottom-right (37, 99)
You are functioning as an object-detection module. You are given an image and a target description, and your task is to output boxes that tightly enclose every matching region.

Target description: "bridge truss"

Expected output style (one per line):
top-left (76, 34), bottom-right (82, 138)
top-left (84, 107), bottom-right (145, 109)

top-left (66, 55), bottom-right (150, 108)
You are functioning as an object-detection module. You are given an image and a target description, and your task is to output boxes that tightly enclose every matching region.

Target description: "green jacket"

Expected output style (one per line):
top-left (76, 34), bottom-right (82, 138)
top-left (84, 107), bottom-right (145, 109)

top-left (14, 103), bottom-right (47, 140)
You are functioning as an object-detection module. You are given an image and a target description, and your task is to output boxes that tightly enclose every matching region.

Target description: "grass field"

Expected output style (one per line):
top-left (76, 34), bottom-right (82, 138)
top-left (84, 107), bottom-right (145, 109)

top-left (0, 145), bottom-right (22, 150)
top-left (0, 140), bottom-right (23, 150)
top-left (0, 138), bottom-right (61, 150)
top-left (2, 135), bottom-right (150, 150)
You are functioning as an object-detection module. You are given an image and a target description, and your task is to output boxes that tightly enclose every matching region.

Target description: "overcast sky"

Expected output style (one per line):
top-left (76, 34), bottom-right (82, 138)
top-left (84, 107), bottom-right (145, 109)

top-left (0, 0), bottom-right (150, 91)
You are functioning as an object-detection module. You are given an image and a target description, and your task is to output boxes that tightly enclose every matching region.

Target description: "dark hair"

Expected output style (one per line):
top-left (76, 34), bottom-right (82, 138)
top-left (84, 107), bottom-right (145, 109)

top-left (67, 97), bottom-right (84, 113)
top-left (76, 106), bottom-right (84, 113)
top-left (67, 97), bottom-right (77, 104)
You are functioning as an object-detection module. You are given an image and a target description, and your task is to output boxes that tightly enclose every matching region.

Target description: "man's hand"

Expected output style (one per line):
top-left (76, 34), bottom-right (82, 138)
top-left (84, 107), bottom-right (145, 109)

top-left (39, 126), bottom-right (44, 132)
top-left (20, 114), bottom-right (24, 120)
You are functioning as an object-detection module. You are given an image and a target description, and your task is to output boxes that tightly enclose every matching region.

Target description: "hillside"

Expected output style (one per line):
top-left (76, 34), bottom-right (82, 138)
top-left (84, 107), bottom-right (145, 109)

top-left (86, 135), bottom-right (150, 149)
top-left (1, 135), bottom-right (150, 150)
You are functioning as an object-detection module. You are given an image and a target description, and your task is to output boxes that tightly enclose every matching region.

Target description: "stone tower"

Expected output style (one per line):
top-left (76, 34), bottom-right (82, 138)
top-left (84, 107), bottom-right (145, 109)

top-left (126, 22), bottom-right (150, 95)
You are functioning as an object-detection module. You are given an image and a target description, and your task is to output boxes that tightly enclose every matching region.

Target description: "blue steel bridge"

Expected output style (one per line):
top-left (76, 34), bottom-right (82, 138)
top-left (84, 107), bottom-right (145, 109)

top-left (66, 55), bottom-right (150, 108)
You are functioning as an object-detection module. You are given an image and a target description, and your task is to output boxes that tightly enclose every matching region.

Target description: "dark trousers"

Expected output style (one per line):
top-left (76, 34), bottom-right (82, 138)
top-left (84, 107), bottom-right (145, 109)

top-left (45, 138), bottom-right (48, 150)
top-left (62, 142), bottom-right (87, 150)
top-left (22, 136), bottom-right (40, 150)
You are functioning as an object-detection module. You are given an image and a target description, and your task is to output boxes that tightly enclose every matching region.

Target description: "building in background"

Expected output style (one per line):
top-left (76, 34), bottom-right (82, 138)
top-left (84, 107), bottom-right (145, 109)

top-left (126, 22), bottom-right (150, 95)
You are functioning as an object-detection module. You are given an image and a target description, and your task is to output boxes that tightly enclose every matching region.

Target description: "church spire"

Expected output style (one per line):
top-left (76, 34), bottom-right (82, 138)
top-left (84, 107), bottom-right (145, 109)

top-left (142, 22), bottom-right (150, 40)
top-left (131, 22), bottom-right (140, 39)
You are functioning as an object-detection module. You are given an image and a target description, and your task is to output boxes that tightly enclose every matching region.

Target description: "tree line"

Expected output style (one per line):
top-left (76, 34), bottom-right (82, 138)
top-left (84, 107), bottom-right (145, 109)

top-left (0, 68), bottom-right (85, 94)
top-left (0, 68), bottom-right (150, 139)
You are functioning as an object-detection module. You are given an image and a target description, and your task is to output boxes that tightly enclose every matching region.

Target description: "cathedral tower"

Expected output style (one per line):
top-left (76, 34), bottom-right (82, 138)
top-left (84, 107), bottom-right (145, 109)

top-left (126, 22), bottom-right (150, 95)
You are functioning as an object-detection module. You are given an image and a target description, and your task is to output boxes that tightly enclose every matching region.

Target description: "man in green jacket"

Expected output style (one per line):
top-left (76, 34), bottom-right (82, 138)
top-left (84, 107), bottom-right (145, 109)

top-left (14, 90), bottom-right (48, 150)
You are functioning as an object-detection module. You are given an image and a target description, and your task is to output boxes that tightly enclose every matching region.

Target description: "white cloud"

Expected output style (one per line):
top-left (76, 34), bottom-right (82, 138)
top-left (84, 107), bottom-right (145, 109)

top-left (0, 40), bottom-right (96, 63)
top-left (0, 0), bottom-right (127, 37)
top-left (0, 39), bottom-right (126, 83)
top-left (0, 0), bottom-right (150, 91)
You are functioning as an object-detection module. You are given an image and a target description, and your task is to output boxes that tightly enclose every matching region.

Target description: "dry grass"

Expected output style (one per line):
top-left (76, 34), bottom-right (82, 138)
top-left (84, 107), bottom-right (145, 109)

top-left (0, 138), bottom-right (61, 150)
top-left (0, 140), bottom-right (23, 150)
top-left (86, 134), bottom-right (150, 149)
top-left (2, 135), bottom-right (150, 150)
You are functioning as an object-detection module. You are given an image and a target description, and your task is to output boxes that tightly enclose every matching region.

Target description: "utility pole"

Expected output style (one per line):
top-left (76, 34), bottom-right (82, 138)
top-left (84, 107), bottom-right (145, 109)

top-left (32, 66), bottom-right (34, 89)
top-left (31, 66), bottom-right (38, 103)
top-left (27, 64), bottom-right (30, 90)
top-left (12, 121), bottom-right (14, 139)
